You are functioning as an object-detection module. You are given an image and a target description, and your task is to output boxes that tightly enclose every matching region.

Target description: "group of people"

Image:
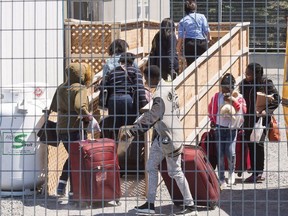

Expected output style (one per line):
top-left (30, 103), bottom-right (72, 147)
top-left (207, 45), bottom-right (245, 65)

top-left (46, 0), bottom-right (281, 215)
top-left (208, 64), bottom-right (280, 190)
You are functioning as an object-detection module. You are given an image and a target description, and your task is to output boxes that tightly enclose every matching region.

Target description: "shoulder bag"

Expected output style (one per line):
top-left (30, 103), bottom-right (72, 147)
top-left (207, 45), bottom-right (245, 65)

top-left (37, 91), bottom-right (59, 147)
top-left (268, 115), bottom-right (280, 142)
top-left (250, 117), bottom-right (266, 142)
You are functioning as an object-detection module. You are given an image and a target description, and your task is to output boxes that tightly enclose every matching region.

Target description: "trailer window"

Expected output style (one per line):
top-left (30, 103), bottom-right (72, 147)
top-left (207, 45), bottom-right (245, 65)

top-left (68, 0), bottom-right (102, 21)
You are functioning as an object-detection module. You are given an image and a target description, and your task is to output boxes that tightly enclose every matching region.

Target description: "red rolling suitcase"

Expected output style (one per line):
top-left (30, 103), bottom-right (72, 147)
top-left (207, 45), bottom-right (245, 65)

top-left (234, 130), bottom-right (251, 176)
top-left (161, 145), bottom-right (220, 209)
top-left (70, 138), bottom-right (121, 204)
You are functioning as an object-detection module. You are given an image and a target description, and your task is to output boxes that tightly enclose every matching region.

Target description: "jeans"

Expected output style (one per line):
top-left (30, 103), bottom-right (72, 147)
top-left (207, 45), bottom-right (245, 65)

top-left (146, 137), bottom-right (194, 206)
top-left (106, 94), bottom-right (136, 139)
top-left (215, 125), bottom-right (237, 182)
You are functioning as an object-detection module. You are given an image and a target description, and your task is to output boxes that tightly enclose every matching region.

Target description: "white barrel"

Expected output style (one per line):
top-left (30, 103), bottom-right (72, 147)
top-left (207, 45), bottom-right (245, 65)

top-left (0, 83), bottom-right (49, 194)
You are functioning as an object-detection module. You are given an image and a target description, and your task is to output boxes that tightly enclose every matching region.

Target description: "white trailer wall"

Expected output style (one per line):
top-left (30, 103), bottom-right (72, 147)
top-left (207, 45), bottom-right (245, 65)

top-left (101, 0), bottom-right (170, 22)
top-left (0, 0), bottom-right (64, 99)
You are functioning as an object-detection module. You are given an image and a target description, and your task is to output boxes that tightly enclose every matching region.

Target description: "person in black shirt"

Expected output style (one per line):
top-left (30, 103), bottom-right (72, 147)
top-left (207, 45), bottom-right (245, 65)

top-left (239, 63), bottom-right (281, 183)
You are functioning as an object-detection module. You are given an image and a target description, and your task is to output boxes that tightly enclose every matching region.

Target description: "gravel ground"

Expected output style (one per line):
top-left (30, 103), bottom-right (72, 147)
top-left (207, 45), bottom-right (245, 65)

top-left (1, 69), bottom-right (287, 216)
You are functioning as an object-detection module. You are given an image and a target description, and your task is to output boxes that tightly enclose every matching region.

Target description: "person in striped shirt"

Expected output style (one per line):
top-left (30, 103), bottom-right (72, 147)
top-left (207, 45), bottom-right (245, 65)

top-left (100, 52), bottom-right (148, 139)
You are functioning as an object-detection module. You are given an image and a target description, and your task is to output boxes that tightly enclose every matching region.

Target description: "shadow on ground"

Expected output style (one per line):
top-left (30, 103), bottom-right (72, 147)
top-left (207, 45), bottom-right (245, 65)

top-left (218, 187), bottom-right (288, 216)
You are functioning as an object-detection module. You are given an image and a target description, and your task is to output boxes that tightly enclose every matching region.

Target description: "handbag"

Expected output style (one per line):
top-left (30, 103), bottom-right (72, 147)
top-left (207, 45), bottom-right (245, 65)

top-left (37, 90), bottom-right (59, 147)
top-left (37, 110), bottom-right (59, 147)
top-left (250, 117), bottom-right (266, 142)
top-left (268, 115), bottom-right (280, 142)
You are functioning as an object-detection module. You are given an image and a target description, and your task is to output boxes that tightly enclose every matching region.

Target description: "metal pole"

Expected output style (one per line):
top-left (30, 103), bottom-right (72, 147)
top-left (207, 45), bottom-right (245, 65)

top-left (218, 0), bottom-right (222, 23)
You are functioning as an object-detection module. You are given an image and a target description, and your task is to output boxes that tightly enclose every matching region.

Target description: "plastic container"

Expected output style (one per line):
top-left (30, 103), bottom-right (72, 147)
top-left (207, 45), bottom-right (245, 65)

top-left (0, 82), bottom-right (50, 196)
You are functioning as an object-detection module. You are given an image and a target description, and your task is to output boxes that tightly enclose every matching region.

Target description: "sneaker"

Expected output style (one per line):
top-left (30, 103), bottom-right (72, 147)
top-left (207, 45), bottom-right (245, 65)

top-left (68, 192), bottom-right (73, 200)
top-left (227, 172), bottom-right (235, 185)
top-left (172, 205), bottom-right (198, 215)
top-left (256, 174), bottom-right (265, 182)
top-left (219, 180), bottom-right (227, 190)
top-left (244, 174), bottom-right (258, 183)
top-left (57, 180), bottom-right (67, 196)
top-left (135, 202), bottom-right (155, 214)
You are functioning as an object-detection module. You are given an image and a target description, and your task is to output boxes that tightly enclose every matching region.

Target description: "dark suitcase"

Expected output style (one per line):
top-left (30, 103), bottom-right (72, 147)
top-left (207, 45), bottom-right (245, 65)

top-left (117, 125), bottom-right (145, 176)
top-left (199, 129), bottom-right (251, 176)
top-left (70, 138), bottom-right (121, 203)
top-left (199, 129), bottom-right (217, 169)
top-left (161, 145), bottom-right (220, 209)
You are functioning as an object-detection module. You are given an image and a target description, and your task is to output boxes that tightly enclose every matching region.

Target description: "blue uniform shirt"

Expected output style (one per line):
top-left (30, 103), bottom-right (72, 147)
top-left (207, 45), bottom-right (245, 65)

top-left (178, 12), bottom-right (210, 40)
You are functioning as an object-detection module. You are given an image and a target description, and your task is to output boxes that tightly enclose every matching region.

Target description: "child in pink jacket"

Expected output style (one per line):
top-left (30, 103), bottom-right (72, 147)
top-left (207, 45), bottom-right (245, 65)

top-left (208, 73), bottom-right (247, 189)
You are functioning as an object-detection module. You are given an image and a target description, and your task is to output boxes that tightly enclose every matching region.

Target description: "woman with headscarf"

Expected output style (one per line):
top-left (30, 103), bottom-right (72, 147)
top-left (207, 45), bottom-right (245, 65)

top-left (51, 63), bottom-right (99, 197)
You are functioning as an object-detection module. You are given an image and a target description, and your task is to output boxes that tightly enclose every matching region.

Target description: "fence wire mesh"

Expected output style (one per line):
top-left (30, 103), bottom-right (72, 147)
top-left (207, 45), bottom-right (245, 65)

top-left (0, 0), bottom-right (287, 215)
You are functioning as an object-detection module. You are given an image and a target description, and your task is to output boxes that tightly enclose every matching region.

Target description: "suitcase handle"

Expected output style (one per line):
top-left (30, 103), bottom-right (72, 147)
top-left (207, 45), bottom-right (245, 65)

top-left (81, 121), bottom-right (96, 141)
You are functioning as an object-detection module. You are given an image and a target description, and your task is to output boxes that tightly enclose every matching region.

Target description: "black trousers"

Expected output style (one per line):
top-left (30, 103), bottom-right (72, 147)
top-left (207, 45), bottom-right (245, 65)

top-left (58, 131), bottom-right (85, 191)
top-left (244, 128), bottom-right (267, 176)
top-left (184, 38), bottom-right (208, 66)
